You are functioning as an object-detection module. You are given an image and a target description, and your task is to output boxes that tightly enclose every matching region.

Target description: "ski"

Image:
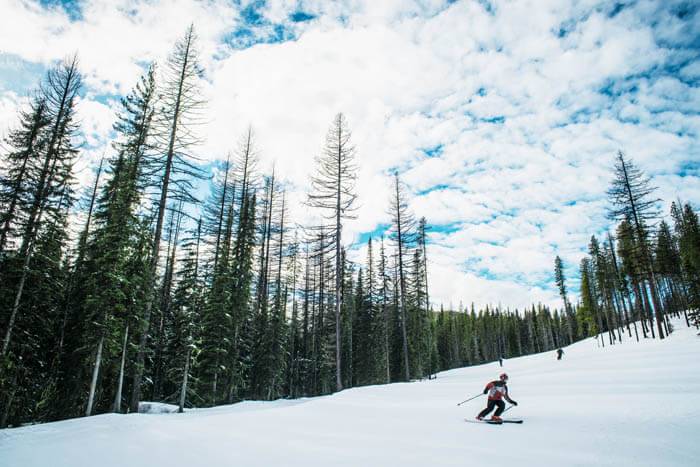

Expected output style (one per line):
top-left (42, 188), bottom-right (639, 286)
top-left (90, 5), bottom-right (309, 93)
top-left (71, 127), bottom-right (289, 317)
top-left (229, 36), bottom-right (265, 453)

top-left (465, 418), bottom-right (523, 424)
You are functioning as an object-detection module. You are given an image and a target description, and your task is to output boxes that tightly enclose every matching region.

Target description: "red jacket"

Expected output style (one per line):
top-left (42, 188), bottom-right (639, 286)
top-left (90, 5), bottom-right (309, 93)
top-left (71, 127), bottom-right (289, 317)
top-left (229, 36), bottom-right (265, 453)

top-left (483, 380), bottom-right (513, 402)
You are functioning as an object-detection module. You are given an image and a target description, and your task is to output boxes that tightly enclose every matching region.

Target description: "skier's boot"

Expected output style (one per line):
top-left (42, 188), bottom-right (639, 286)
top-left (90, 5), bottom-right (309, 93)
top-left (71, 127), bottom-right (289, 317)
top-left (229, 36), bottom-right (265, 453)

top-left (490, 416), bottom-right (502, 422)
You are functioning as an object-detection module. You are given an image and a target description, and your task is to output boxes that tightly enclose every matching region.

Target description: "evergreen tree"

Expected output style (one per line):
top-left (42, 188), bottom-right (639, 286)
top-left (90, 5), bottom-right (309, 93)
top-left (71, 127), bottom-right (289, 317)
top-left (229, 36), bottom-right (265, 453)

top-left (617, 219), bottom-right (652, 338)
top-left (607, 151), bottom-right (666, 338)
top-left (130, 25), bottom-right (206, 413)
top-left (578, 258), bottom-right (599, 344)
top-left (671, 202), bottom-right (700, 326)
top-left (0, 97), bottom-right (50, 253)
top-left (52, 65), bottom-right (158, 419)
top-left (554, 256), bottom-right (569, 312)
top-left (168, 220), bottom-right (203, 412)
top-left (654, 221), bottom-right (684, 318)
top-left (388, 173), bottom-right (417, 381)
top-left (306, 113), bottom-right (357, 391)
top-left (353, 239), bottom-right (378, 385)
top-left (2, 57), bottom-right (82, 360)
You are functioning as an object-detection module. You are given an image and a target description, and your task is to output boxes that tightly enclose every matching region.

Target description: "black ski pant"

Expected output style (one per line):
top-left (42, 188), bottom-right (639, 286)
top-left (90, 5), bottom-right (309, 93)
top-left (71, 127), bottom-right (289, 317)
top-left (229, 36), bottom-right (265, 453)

top-left (478, 399), bottom-right (505, 418)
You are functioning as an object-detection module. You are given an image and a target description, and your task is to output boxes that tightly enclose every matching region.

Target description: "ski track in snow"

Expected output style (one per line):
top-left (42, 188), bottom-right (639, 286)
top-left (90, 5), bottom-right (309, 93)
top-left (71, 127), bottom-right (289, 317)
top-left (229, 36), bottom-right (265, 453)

top-left (1, 318), bottom-right (698, 466)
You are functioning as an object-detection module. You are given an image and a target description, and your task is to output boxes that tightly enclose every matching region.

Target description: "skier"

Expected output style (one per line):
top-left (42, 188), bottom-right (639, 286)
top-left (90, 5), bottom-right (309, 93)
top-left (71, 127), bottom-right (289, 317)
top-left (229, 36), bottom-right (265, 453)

top-left (556, 348), bottom-right (564, 360)
top-left (476, 373), bottom-right (517, 422)
top-left (498, 356), bottom-right (503, 367)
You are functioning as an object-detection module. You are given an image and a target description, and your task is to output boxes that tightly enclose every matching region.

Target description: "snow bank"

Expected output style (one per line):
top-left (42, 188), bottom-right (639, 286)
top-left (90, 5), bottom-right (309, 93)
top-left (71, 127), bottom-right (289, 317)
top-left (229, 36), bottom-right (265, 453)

top-left (1, 318), bottom-right (699, 467)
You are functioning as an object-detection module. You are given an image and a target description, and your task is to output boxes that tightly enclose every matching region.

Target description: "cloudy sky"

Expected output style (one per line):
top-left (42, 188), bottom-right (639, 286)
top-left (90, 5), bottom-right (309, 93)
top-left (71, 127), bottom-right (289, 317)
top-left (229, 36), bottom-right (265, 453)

top-left (0, 0), bottom-right (698, 310)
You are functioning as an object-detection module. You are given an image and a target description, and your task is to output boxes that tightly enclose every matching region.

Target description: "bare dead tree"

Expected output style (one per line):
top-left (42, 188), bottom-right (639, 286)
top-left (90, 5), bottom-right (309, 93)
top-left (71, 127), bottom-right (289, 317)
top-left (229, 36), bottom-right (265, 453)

top-left (389, 173), bottom-right (417, 381)
top-left (306, 113), bottom-right (358, 391)
top-left (130, 25), bottom-right (206, 413)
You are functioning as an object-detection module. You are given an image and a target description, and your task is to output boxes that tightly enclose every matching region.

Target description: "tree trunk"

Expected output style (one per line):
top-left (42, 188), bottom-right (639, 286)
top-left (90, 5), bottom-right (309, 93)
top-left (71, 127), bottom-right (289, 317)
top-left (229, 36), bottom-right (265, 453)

top-left (641, 281), bottom-right (656, 338)
top-left (334, 133), bottom-right (343, 392)
top-left (394, 181), bottom-right (410, 382)
top-left (113, 324), bottom-right (129, 413)
top-left (179, 347), bottom-right (191, 413)
top-left (86, 335), bottom-right (104, 417)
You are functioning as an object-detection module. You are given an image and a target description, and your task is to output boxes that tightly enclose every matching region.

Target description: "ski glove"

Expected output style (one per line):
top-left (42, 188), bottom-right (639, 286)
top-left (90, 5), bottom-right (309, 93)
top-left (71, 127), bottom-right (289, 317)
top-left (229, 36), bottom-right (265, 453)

top-left (510, 401), bottom-right (518, 406)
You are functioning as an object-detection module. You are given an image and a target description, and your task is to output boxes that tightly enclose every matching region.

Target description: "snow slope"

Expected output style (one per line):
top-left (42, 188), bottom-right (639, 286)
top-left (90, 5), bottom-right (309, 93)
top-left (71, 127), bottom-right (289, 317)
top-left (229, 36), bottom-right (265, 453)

top-left (2, 318), bottom-right (699, 467)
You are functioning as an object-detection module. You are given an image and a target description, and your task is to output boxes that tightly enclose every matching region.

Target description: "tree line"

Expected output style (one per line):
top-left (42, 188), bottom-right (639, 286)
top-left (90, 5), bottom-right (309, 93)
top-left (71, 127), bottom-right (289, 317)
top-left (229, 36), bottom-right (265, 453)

top-left (1, 26), bottom-right (696, 428)
top-left (555, 152), bottom-right (700, 348)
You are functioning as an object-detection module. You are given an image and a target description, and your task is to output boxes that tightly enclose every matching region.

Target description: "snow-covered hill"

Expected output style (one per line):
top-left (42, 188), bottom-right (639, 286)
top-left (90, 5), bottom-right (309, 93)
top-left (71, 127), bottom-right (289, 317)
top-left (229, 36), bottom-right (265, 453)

top-left (2, 319), bottom-right (699, 467)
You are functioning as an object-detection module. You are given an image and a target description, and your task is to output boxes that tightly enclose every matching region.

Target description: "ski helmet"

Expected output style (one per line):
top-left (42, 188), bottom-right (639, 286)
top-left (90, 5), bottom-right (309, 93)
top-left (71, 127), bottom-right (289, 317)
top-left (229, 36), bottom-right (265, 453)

top-left (499, 373), bottom-right (508, 381)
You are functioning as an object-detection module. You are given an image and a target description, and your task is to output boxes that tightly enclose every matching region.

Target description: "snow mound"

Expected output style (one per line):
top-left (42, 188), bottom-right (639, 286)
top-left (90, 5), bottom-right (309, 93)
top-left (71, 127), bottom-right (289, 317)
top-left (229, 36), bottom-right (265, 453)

top-left (138, 402), bottom-right (180, 414)
top-left (1, 318), bottom-right (699, 467)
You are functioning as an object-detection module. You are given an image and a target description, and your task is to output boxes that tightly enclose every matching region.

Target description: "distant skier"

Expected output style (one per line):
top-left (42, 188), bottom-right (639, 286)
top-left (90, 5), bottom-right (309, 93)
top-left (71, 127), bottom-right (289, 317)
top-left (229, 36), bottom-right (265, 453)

top-left (556, 348), bottom-right (564, 360)
top-left (498, 356), bottom-right (503, 367)
top-left (476, 373), bottom-right (517, 422)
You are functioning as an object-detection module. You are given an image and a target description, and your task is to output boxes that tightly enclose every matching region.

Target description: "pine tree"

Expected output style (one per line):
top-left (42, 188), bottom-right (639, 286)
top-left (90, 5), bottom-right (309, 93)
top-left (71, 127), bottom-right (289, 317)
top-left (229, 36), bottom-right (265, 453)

top-left (151, 199), bottom-right (185, 401)
top-left (554, 256), bottom-right (569, 312)
top-left (131, 25), bottom-right (206, 413)
top-left (353, 239), bottom-right (378, 385)
top-left (53, 65), bottom-right (157, 419)
top-left (654, 221), bottom-right (683, 319)
top-left (417, 218), bottom-right (435, 378)
top-left (2, 57), bottom-right (82, 359)
top-left (671, 202), bottom-right (700, 326)
top-left (607, 151), bottom-right (666, 338)
top-left (168, 219), bottom-right (203, 412)
top-left (1, 61), bottom-right (81, 427)
top-left (388, 173), bottom-right (416, 381)
top-left (201, 154), bottom-right (233, 276)
top-left (616, 219), bottom-right (652, 338)
top-left (286, 232), bottom-right (301, 397)
top-left (606, 232), bottom-right (637, 341)
top-left (378, 236), bottom-right (391, 383)
top-left (578, 258), bottom-right (600, 344)
top-left (306, 113), bottom-right (358, 392)
top-left (0, 97), bottom-right (50, 253)
top-left (198, 174), bottom-right (237, 404)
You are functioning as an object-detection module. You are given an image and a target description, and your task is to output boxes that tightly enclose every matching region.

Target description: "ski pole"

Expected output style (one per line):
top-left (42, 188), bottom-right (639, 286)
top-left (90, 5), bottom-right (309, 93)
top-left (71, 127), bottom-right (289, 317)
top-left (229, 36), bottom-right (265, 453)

top-left (457, 393), bottom-right (484, 406)
top-left (502, 404), bottom-right (515, 414)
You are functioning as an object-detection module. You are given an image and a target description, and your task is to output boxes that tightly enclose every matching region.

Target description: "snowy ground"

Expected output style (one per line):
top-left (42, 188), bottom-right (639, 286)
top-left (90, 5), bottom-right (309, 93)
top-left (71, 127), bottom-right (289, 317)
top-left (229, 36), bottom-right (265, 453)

top-left (2, 318), bottom-right (699, 467)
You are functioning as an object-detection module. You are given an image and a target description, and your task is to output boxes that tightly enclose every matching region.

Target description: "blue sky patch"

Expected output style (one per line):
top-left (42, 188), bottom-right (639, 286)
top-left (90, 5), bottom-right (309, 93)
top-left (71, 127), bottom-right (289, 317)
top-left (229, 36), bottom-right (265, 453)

top-left (678, 161), bottom-right (699, 177)
top-left (356, 223), bottom-right (391, 245)
top-left (240, 0), bottom-right (265, 26)
top-left (481, 116), bottom-right (505, 124)
top-left (422, 144), bottom-right (443, 158)
top-left (290, 11), bottom-right (316, 23)
top-left (430, 222), bottom-right (462, 235)
top-left (39, 0), bottom-right (83, 21)
top-left (0, 54), bottom-right (46, 93)
top-left (417, 184), bottom-right (450, 196)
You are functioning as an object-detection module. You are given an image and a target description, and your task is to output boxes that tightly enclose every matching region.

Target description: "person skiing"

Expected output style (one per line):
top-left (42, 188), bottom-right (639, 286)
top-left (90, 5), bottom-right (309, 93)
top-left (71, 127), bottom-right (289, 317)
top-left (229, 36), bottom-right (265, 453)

top-left (476, 373), bottom-right (517, 422)
top-left (556, 348), bottom-right (564, 360)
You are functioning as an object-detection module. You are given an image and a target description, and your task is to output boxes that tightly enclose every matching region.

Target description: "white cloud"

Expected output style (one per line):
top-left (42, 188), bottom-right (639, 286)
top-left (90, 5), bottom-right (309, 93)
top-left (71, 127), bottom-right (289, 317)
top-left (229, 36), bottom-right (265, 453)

top-left (0, 0), bottom-right (698, 310)
top-left (0, 0), bottom-right (240, 93)
top-left (0, 90), bottom-right (24, 141)
top-left (77, 97), bottom-right (116, 147)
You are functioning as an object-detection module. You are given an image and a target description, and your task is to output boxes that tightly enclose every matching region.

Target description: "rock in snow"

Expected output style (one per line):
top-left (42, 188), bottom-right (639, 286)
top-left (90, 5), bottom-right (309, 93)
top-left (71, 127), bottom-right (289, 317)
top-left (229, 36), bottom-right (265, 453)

top-left (138, 402), bottom-right (181, 414)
